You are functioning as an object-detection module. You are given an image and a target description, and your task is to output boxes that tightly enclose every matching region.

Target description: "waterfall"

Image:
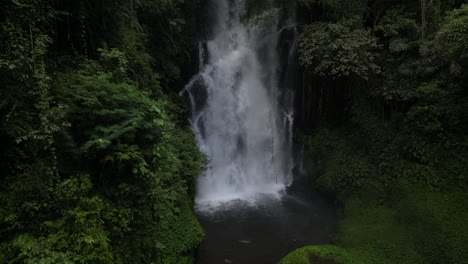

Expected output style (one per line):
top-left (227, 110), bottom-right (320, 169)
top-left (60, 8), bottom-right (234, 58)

top-left (182, 0), bottom-right (296, 209)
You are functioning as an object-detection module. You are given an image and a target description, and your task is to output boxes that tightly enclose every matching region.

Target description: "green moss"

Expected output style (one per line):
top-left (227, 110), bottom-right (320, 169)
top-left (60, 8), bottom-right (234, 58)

top-left (282, 107), bottom-right (468, 264)
top-left (280, 246), bottom-right (313, 264)
top-left (281, 189), bottom-right (468, 264)
top-left (280, 245), bottom-right (375, 264)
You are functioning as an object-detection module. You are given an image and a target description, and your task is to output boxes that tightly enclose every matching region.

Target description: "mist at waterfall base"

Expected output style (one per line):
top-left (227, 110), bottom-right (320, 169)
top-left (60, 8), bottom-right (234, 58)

top-left (181, 1), bottom-right (337, 263)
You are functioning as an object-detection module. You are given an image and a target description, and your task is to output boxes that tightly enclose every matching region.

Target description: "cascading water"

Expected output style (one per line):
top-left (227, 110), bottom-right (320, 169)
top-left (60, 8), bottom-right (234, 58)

top-left (182, 0), bottom-right (295, 208)
top-left (184, 2), bottom-right (339, 263)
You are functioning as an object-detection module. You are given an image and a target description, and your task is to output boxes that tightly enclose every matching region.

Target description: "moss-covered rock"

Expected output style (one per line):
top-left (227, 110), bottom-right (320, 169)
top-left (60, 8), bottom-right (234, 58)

top-left (279, 245), bottom-right (374, 264)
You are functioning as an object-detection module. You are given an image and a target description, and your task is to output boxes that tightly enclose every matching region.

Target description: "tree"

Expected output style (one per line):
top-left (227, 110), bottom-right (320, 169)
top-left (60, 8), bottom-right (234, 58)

top-left (299, 19), bottom-right (380, 80)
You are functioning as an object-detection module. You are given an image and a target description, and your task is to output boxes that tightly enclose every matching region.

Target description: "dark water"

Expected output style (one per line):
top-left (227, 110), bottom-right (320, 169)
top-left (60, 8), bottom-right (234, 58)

top-left (195, 185), bottom-right (338, 264)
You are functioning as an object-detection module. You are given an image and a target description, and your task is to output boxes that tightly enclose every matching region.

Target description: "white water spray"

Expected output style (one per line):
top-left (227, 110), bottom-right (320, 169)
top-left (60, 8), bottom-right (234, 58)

top-left (182, 0), bottom-right (296, 208)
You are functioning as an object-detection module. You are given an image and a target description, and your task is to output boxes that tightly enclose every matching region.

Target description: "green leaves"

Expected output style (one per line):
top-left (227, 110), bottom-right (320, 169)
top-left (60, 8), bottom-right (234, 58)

top-left (0, 0), bottom-right (205, 263)
top-left (299, 0), bottom-right (368, 20)
top-left (1, 175), bottom-right (114, 264)
top-left (299, 19), bottom-right (380, 79)
top-left (52, 48), bottom-right (204, 263)
top-left (375, 8), bottom-right (419, 40)
top-left (436, 4), bottom-right (468, 73)
top-left (295, 2), bottom-right (468, 264)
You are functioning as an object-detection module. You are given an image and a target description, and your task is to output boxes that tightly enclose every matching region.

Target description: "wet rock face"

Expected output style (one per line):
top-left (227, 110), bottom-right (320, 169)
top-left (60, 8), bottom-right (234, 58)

top-left (294, 73), bottom-right (353, 132)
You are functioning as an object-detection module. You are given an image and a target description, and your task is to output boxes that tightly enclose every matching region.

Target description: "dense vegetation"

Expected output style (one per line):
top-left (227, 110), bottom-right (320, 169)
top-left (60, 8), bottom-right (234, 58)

top-left (0, 0), bottom-right (204, 263)
top-left (282, 0), bottom-right (468, 263)
top-left (1, 0), bottom-right (467, 263)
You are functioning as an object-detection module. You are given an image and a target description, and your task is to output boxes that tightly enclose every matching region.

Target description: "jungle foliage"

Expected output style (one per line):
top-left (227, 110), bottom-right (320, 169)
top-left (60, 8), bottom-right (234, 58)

top-left (284, 0), bottom-right (468, 263)
top-left (1, 0), bottom-right (467, 263)
top-left (0, 0), bottom-right (204, 263)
